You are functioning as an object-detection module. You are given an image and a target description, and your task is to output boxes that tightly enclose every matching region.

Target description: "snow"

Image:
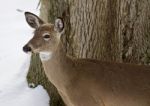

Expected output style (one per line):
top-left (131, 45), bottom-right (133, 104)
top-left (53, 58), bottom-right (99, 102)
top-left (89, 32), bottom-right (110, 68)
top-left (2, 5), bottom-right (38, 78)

top-left (0, 0), bottom-right (49, 106)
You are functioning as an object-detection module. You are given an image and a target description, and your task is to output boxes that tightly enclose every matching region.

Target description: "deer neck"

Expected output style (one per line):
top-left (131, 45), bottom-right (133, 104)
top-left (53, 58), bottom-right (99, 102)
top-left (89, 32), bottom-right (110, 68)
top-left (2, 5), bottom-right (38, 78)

top-left (51, 42), bottom-right (67, 62)
top-left (40, 42), bottom-right (74, 89)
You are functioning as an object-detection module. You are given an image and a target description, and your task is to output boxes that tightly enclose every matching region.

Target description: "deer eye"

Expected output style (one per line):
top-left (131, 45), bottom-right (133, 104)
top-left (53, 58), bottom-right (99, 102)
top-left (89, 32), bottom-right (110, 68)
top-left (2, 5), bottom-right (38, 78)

top-left (43, 33), bottom-right (51, 41)
top-left (44, 34), bottom-right (50, 38)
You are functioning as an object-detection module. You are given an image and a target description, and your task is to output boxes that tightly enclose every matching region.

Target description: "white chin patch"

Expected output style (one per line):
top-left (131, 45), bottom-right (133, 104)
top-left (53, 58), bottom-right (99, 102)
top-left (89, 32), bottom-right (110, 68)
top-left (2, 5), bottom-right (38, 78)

top-left (39, 52), bottom-right (52, 61)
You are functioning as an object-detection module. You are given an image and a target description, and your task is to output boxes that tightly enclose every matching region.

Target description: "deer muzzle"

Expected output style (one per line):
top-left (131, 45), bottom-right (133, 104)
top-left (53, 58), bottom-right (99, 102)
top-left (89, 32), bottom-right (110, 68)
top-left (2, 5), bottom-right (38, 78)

top-left (23, 44), bottom-right (32, 53)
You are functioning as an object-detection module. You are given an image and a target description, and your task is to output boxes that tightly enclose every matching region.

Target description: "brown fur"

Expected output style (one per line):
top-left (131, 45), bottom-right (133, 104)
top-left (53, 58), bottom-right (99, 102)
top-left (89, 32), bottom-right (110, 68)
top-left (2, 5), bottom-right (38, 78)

top-left (42, 42), bottom-right (150, 106)
top-left (24, 12), bottom-right (150, 106)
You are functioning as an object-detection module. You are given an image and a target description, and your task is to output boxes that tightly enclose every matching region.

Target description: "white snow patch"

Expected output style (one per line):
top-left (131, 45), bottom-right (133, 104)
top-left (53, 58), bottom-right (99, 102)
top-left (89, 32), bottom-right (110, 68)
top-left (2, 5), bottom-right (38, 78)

top-left (0, 0), bottom-right (49, 106)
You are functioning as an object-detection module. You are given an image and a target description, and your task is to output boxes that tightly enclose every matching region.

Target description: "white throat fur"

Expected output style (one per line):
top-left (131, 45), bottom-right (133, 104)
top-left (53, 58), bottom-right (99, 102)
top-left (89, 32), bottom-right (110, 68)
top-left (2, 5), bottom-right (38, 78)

top-left (39, 52), bottom-right (52, 61)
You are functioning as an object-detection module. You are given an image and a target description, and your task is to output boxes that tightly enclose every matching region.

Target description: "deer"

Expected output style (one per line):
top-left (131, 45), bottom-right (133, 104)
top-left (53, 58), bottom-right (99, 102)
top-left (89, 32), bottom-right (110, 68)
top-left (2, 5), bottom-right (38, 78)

top-left (23, 12), bottom-right (150, 106)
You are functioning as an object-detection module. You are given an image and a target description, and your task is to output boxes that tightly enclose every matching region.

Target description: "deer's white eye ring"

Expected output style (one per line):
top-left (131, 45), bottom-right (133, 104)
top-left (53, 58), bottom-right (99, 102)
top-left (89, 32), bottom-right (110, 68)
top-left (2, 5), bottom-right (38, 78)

top-left (43, 33), bottom-right (50, 41)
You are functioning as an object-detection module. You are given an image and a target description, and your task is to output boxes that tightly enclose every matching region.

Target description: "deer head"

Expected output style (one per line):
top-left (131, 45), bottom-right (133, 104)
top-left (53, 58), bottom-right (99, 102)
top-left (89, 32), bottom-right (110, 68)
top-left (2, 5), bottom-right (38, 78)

top-left (23, 12), bottom-right (64, 57)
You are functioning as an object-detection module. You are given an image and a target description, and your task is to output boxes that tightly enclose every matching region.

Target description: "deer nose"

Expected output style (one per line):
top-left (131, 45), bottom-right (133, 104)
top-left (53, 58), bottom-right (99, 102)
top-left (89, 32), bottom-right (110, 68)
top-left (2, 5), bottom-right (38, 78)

top-left (23, 44), bottom-right (32, 53)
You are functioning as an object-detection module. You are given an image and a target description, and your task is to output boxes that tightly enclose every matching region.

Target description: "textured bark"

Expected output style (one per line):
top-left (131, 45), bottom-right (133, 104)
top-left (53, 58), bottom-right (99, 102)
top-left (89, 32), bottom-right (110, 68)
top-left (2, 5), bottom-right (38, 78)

top-left (67, 0), bottom-right (122, 61)
top-left (68, 0), bottom-right (150, 63)
top-left (27, 0), bottom-right (150, 106)
top-left (120, 0), bottom-right (150, 64)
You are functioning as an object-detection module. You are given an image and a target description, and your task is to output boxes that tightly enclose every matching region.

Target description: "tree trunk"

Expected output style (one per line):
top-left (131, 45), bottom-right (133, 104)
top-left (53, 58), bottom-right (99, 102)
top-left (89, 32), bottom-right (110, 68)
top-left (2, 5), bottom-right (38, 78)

top-left (67, 0), bottom-right (150, 63)
top-left (27, 0), bottom-right (150, 106)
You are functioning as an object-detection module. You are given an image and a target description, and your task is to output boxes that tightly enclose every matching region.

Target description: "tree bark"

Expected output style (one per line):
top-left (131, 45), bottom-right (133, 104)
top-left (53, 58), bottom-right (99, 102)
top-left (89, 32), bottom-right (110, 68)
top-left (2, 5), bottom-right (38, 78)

top-left (27, 0), bottom-right (150, 106)
top-left (67, 0), bottom-right (150, 63)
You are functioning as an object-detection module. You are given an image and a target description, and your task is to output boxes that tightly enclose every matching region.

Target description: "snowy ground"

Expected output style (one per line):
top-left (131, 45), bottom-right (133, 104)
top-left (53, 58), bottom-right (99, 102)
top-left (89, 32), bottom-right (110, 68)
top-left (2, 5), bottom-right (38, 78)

top-left (0, 0), bottom-right (49, 106)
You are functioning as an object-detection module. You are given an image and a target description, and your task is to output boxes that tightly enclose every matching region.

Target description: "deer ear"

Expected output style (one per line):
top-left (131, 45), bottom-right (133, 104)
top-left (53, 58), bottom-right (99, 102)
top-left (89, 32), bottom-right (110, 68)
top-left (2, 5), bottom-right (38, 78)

top-left (54, 17), bottom-right (64, 32)
top-left (25, 12), bottom-right (44, 29)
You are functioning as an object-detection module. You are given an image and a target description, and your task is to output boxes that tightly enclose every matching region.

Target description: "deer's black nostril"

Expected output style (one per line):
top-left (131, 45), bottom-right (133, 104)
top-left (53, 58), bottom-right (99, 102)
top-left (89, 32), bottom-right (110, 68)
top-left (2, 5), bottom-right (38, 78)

top-left (23, 45), bottom-right (32, 53)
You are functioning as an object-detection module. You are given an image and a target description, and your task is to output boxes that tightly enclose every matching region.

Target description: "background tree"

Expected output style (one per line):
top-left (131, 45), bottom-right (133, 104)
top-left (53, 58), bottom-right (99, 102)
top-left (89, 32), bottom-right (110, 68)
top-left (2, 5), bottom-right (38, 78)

top-left (27, 0), bottom-right (150, 106)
